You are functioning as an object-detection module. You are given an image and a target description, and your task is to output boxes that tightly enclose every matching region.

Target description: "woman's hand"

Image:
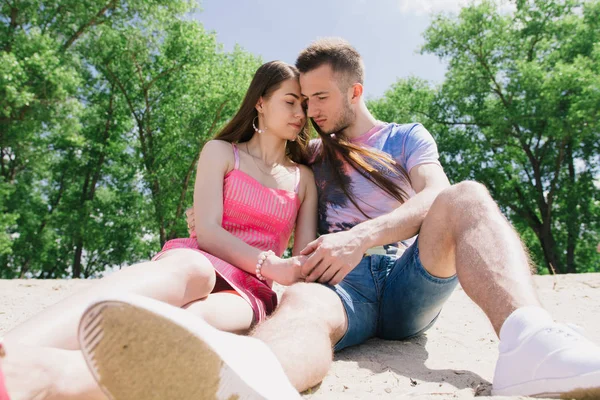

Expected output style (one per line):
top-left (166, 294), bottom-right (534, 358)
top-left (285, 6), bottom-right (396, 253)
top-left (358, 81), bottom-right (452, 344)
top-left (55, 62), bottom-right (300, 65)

top-left (262, 255), bottom-right (307, 286)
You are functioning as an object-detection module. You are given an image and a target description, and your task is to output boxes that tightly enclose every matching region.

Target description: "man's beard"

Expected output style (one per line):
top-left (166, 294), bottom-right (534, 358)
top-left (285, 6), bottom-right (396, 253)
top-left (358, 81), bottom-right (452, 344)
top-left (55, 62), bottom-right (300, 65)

top-left (324, 100), bottom-right (355, 135)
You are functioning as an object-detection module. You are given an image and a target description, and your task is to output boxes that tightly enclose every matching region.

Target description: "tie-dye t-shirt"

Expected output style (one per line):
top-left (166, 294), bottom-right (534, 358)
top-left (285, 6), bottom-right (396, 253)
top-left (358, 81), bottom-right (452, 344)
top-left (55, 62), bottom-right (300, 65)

top-left (310, 122), bottom-right (441, 255)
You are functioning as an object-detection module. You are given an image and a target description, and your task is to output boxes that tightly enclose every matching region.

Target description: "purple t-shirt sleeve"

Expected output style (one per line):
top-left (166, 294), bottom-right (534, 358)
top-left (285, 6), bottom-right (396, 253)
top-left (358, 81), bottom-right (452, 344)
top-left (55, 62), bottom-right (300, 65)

top-left (401, 124), bottom-right (440, 172)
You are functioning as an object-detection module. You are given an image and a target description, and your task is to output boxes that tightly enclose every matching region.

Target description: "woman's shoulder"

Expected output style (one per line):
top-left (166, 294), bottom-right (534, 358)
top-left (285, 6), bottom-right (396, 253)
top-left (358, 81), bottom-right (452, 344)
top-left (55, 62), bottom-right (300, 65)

top-left (202, 139), bottom-right (235, 153)
top-left (297, 163), bottom-right (314, 179)
top-left (296, 164), bottom-right (316, 199)
top-left (201, 140), bottom-right (236, 160)
top-left (199, 140), bottom-right (235, 172)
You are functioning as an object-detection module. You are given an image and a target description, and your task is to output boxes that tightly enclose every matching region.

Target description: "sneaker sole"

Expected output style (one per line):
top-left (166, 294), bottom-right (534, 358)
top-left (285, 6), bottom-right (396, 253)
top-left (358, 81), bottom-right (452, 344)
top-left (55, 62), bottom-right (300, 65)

top-left (492, 371), bottom-right (600, 399)
top-left (78, 295), bottom-right (299, 400)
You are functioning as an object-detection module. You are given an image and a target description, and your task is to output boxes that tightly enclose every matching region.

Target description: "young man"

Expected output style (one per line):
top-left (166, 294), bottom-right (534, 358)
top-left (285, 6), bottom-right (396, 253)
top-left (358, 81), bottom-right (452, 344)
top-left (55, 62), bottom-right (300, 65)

top-left (77, 38), bottom-right (600, 399)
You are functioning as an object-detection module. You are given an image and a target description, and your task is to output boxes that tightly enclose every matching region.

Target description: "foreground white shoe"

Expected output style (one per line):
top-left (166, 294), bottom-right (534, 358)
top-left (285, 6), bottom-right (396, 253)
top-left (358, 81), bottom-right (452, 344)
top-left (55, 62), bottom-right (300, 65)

top-left (493, 322), bottom-right (600, 398)
top-left (78, 294), bottom-right (301, 400)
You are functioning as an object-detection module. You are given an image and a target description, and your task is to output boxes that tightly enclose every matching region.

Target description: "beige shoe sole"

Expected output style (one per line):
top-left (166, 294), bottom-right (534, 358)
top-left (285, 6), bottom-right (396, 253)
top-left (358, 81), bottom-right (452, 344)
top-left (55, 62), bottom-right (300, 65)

top-left (78, 295), bottom-right (300, 400)
top-left (492, 373), bottom-right (600, 399)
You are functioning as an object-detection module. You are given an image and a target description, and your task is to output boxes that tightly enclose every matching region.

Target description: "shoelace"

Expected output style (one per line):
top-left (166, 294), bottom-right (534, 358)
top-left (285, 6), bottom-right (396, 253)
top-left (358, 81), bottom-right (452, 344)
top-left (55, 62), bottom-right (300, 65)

top-left (543, 323), bottom-right (587, 342)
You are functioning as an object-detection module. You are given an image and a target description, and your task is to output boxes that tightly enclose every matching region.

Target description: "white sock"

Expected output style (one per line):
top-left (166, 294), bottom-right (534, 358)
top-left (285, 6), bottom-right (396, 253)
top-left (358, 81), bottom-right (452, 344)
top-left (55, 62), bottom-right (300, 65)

top-left (498, 306), bottom-right (554, 353)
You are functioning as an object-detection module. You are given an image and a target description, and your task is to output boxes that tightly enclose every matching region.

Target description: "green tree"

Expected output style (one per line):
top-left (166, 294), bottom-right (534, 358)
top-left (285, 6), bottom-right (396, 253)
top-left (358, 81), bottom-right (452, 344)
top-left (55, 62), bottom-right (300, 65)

top-left (1, 1), bottom-right (261, 278)
top-left (1, 0), bottom-right (194, 278)
top-left (416, 0), bottom-right (600, 273)
top-left (85, 19), bottom-right (260, 247)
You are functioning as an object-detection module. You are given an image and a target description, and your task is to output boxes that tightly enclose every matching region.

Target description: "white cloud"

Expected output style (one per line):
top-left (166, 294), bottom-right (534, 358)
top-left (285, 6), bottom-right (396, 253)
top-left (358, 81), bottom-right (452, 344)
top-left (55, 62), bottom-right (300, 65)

top-left (398, 0), bottom-right (516, 16)
top-left (398, 0), bottom-right (468, 15)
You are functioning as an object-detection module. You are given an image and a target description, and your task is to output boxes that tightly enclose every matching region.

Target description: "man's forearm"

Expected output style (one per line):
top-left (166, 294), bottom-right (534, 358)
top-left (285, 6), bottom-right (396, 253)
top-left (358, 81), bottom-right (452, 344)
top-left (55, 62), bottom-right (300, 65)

top-left (350, 187), bottom-right (444, 251)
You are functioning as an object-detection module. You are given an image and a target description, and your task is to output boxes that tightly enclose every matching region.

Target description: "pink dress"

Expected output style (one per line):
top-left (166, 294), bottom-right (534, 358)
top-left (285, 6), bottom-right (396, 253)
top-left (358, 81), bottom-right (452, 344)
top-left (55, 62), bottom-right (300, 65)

top-left (152, 143), bottom-right (301, 323)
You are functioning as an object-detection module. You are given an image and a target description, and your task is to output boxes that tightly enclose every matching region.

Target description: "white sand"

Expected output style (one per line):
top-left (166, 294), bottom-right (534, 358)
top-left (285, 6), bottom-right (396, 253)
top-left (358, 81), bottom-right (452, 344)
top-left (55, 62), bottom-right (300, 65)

top-left (1, 273), bottom-right (599, 399)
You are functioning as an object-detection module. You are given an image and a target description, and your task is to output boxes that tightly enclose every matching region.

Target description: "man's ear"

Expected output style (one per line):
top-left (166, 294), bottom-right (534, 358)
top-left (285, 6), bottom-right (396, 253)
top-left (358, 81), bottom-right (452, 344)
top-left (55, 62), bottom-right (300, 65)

top-left (350, 83), bottom-right (363, 104)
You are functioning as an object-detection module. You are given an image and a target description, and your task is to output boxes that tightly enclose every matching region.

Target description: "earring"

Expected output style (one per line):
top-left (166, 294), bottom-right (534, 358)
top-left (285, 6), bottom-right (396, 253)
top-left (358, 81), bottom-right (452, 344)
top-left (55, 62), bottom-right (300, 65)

top-left (252, 116), bottom-right (265, 134)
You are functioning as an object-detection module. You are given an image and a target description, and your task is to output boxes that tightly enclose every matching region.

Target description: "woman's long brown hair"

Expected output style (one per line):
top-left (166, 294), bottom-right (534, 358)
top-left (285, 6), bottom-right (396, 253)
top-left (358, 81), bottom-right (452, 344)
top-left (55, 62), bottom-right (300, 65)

top-left (214, 61), bottom-right (310, 165)
top-left (312, 126), bottom-right (412, 219)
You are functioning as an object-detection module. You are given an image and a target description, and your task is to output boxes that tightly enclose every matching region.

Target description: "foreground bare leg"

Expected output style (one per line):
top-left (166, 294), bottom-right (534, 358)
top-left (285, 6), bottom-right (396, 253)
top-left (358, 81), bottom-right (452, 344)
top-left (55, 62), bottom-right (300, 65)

top-left (2, 343), bottom-right (107, 400)
top-left (1, 292), bottom-right (253, 400)
top-left (251, 283), bottom-right (347, 392)
top-left (4, 249), bottom-right (216, 350)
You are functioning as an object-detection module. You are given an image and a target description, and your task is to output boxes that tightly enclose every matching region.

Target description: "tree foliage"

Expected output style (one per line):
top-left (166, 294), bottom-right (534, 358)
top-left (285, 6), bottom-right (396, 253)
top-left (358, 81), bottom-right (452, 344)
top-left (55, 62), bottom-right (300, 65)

top-left (372, 0), bottom-right (599, 274)
top-left (0, 0), bottom-right (260, 278)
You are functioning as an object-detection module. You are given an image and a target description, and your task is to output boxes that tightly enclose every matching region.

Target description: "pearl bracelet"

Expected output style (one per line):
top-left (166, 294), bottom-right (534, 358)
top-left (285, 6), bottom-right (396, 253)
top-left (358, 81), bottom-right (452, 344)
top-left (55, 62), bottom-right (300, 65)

top-left (255, 250), bottom-right (275, 281)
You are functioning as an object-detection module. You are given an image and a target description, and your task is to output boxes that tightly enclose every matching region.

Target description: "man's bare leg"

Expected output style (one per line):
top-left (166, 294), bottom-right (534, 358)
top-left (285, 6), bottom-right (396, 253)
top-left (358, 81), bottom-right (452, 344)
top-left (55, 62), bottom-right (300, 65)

top-left (417, 180), bottom-right (540, 334)
top-left (251, 283), bottom-right (347, 391)
top-left (247, 180), bottom-right (541, 393)
top-left (417, 181), bottom-right (600, 397)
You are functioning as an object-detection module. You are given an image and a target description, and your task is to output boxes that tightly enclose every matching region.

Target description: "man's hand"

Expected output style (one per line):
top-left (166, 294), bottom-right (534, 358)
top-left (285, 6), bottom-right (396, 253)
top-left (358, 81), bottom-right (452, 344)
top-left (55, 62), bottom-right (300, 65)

top-left (300, 230), bottom-right (366, 285)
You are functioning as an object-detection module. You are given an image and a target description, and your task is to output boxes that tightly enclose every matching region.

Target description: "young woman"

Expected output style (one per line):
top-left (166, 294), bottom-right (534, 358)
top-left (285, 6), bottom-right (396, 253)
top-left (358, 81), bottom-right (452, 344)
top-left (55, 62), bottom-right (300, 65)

top-left (0, 60), bottom-right (317, 400)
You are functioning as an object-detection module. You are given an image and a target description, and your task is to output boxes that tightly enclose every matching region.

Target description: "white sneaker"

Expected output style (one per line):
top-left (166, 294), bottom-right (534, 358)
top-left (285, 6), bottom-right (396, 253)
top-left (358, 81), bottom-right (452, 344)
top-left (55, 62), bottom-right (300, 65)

top-left (493, 322), bottom-right (600, 398)
top-left (78, 294), bottom-right (301, 400)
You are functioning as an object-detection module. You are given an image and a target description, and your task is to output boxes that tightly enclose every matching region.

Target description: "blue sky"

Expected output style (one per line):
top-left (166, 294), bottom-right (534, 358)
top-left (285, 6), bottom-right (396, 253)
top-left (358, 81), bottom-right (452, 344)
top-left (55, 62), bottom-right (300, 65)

top-left (190, 0), bottom-right (474, 99)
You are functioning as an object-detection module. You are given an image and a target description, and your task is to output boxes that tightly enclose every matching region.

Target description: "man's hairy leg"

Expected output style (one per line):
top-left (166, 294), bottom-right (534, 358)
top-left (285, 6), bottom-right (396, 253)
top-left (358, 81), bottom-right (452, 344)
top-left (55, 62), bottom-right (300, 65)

top-left (251, 283), bottom-right (347, 391)
top-left (417, 180), bottom-right (540, 334)
top-left (416, 181), bottom-right (600, 398)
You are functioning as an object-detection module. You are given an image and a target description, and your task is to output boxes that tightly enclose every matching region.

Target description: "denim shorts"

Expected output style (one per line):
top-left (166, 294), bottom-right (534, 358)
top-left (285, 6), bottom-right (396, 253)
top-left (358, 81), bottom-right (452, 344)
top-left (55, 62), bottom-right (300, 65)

top-left (328, 238), bottom-right (458, 352)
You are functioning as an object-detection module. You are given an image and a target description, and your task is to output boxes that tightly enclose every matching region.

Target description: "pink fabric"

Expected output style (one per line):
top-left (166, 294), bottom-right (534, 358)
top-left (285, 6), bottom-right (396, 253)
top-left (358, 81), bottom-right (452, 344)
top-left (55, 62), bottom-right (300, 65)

top-left (0, 364), bottom-right (9, 400)
top-left (153, 144), bottom-right (300, 323)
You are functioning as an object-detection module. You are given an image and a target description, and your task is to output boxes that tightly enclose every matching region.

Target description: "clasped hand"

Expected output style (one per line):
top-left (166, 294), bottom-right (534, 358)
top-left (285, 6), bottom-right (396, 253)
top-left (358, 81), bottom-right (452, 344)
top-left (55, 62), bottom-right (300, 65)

top-left (186, 208), bottom-right (363, 286)
top-left (298, 230), bottom-right (365, 285)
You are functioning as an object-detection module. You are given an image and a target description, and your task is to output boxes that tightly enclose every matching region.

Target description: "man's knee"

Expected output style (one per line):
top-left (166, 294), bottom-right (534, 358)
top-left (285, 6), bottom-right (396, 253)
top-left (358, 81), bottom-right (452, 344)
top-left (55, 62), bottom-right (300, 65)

top-left (436, 181), bottom-right (498, 219)
top-left (279, 283), bottom-right (347, 335)
top-left (440, 180), bottom-right (490, 202)
top-left (281, 283), bottom-right (342, 313)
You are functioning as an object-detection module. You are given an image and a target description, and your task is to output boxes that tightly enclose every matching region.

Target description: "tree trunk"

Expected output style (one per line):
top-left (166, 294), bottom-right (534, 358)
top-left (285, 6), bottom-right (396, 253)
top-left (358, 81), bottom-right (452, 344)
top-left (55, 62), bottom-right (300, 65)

top-left (72, 240), bottom-right (84, 278)
top-left (151, 179), bottom-right (166, 246)
top-left (537, 225), bottom-right (564, 274)
top-left (565, 142), bottom-right (577, 274)
top-left (20, 171), bottom-right (67, 274)
top-left (72, 87), bottom-right (114, 277)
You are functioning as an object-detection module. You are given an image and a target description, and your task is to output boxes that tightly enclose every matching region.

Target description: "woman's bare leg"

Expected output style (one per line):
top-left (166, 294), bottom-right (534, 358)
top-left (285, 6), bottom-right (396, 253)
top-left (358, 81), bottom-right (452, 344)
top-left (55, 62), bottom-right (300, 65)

top-left (183, 292), bottom-right (254, 334)
top-left (1, 292), bottom-right (254, 400)
top-left (4, 249), bottom-right (216, 350)
top-left (2, 343), bottom-right (108, 400)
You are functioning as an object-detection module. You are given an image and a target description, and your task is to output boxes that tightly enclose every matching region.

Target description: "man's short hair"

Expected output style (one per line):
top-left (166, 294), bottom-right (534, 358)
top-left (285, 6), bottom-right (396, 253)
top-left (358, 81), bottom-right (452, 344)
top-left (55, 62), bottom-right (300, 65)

top-left (296, 38), bottom-right (365, 91)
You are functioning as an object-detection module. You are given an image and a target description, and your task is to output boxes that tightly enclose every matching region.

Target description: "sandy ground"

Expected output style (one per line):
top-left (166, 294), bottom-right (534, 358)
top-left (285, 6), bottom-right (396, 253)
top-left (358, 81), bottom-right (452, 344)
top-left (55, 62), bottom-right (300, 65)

top-left (1, 273), bottom-right (599, 400)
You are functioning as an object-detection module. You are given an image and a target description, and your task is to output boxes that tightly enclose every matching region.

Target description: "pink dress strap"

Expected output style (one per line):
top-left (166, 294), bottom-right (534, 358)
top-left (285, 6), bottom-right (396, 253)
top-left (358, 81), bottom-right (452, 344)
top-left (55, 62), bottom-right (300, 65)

top-left (232, 143), bottom-right (240, 170)
top-left (294, 165), bottom-right (301, 193)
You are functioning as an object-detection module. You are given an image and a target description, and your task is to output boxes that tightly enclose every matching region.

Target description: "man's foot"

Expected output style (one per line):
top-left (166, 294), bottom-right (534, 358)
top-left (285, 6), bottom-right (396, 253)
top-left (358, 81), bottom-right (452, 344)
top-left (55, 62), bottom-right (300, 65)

top-left (78, 294), bottom-right (301, 400)
top-left (493, 308), bottom-right (600, 398)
